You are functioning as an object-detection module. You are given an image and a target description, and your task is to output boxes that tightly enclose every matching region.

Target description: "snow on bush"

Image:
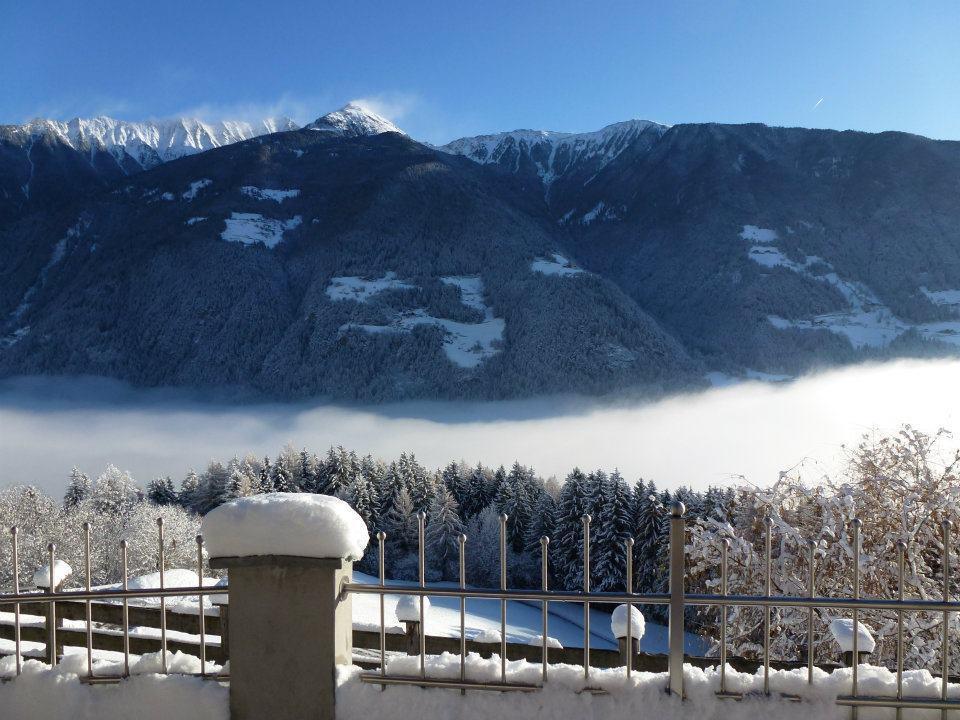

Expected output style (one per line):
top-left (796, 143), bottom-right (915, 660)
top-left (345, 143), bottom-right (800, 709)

top-left (32, 559), bottom-right (72, 588)
top-left (610, 604), bottom-right (645, 640)
top-left (0, 652), bottom-right (226, 720)
top-left (337, 655), bottom-right (960, 720)
top-left (202, 493), bottom-right (368, 560)
top-left (396, 595), bottom-right (430, 623)
top-left (829, 619), bottom-right (876, 653)
top-left (686, 427), bottom-right (960, 673)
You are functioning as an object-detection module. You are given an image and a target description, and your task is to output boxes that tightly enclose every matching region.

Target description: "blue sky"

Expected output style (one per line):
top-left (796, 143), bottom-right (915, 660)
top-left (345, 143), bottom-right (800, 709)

top-left (2, 1), bottom-right (959, 144)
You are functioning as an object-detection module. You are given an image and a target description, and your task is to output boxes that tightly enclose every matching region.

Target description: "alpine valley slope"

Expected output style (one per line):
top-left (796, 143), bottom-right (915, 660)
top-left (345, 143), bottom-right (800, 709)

top-left (0, 106), bottom-right (697, 401)
top-left (2, 105), bottom-right (960, 401)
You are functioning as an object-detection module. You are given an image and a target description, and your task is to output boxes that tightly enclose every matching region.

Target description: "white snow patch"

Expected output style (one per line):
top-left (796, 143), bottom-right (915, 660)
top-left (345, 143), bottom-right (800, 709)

top-left (473, 628), bottom-right (502, 644)
top-left (921, 287), bottom-right (960, 311)
top-left (326, 272), bottom-right (414, 303)
top-left (160, 192), bottom-right (174, 201)
top-left (740, 224), bottom-right (779, 243)
top-left (581, 201), bottom-right (617, 224)
top-left (32, 560), bottom-right (72, 589)
top-left (202, 493), bottom-right (368, 560)
top-left (240, 186), bottom-right (300, 203)
top-left (181, 179), bottom-right (211, 201)
top-left (128, 569), bottom-right (200, 591)
top-left (526, 634), bottom-right (563, 649)
top-left (745, 369), bottom-right (793, 383)
top-left (341, 276), bottom-right (505, 369)
top-left (396, 595), bottom-right (430, 623)
top-left (531, 253), bottom-right (584, 277)
top-left (220, 213), bottom-right (301, 249)
top-left (185, 217), bottom-right (207, 226)
top-left (829, 618), bottom-right (876, 653)
top-left (610, 605), bottom-right (645, 640)
top-left (292, 149), bottom-right (305, 158)
top-left (337, 657), bottom-right (960, 720)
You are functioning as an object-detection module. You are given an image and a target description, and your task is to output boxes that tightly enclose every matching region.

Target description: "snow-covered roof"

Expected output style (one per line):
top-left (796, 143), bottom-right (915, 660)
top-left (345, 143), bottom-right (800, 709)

top-left (202, 492), bottom-right (369, 560)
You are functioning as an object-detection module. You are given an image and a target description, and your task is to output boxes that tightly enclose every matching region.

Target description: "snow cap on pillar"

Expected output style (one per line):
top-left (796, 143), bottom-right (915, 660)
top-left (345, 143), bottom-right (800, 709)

top-left (202, 492), bottom-right (369, 560)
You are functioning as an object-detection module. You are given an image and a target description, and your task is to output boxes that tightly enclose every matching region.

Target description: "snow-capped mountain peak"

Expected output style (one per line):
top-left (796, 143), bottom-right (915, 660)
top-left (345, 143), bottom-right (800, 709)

top-left (9, 114), bottom-right (299, 170)
top-left (306, 103), bottom-right (405, 137)
top-left (439, 118), bottom-right (668, 191)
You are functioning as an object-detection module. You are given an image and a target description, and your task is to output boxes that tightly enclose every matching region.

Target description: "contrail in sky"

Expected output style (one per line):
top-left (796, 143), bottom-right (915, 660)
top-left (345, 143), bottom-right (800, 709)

top-left (813, 97), bottom-right (824, 109)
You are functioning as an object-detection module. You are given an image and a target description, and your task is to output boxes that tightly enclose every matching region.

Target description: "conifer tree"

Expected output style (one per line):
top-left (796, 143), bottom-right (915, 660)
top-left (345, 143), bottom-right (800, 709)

top-left (592, 470), bottom-right (634, 591)
top-left (425, 485), bottom-right (464, 580)
top-left (63, 467), bottom-right (91, 508)
top-left (146, 477), bottom-right (178, 506)
top-left (551, 468), bottom-right (591, 590)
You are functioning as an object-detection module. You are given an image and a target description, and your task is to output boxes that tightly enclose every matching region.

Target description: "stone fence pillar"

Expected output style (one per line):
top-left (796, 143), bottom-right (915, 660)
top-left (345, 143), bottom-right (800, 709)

top-left (208, 555), bottom-right (353, 720)
top-left (203, 493), bottom-right (368, 720)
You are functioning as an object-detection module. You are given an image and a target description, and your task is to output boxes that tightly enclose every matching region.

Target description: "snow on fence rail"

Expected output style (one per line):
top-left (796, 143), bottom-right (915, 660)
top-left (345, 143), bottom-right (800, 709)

top-left (343, 504), bottom-right (959, 715)
top-left (0, 498), bottom-right (957, 719)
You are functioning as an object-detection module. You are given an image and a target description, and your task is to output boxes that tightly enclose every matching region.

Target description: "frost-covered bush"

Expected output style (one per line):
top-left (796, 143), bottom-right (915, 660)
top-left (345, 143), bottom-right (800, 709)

top-left (0, 468), bottom-right (200, 590)
top-left (687, 426), bottom-right (960, 673)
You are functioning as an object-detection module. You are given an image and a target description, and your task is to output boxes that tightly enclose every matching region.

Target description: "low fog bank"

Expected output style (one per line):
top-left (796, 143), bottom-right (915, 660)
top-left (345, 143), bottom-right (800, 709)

top-left (2, 359), bottom-right (958, 495)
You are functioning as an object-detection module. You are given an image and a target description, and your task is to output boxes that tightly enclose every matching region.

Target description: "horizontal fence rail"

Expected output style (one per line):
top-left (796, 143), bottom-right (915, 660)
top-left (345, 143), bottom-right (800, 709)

top-left (342, 503), bottom-right (958, 718)
top-left (0, 520), bottom-right (228, 683)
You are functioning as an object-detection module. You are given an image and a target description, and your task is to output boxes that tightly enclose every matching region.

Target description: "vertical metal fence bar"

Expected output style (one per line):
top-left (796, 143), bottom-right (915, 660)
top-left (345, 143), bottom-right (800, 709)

top-left (499, 513), bottom-right (508, 685)
top-left (896, 540), bottom-right (906, 720)
top-left (540, 535), bottom-right (549, 684)
top-left (625, 536), bottom-right (634, 680)
top-left (120, 539), bottom-right (130, 677)
top-left (84, 522), bottom-right (94, 678)
top-left (158, 517), bottom-right (167, 674)
top-left (851, 518), bottom-right (862, 720)
top-left (378, 531), bottom-right (386, 689)
top-left (941, 520), bottom-right (952, 720)
top-left (807, 538), bottom-right (816, 685)
top-left (196, 535), bottom-right (206, 677)
top-left (763, 517), bottom-right (772, 696)
top-left (11, 527), bottom-right (21, 676)
top-left (47, 542), bottom-right (57, 667)
top-left (418, 512), bottom-right (426, 680)
top-left (582, 514), bottom-right (591, 682)
top-left (667, 501), bottom-right (685, 698)
top-left (458, 533), bottom-right (466, 695)
top-left (720, 538), bottom-right (729, 694)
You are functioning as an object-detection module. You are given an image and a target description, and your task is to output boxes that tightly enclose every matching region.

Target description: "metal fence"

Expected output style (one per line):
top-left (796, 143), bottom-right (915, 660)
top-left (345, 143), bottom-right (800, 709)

top-left (343, 503), bottom-right (960, 715)
top-left (0, 519), bottom-right (227, 683)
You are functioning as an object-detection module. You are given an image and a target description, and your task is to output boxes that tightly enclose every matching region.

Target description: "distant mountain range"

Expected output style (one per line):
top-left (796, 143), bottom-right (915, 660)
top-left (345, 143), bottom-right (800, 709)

top-left (1, 104), bottom-right (959, 401)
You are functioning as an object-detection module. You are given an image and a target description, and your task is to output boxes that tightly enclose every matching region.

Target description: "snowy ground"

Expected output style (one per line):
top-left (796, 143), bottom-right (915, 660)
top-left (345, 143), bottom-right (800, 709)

top-left (531, 253), bottom-right (585, 276)
top-left (220, 212), bottom-right (302, 248)
top-left (742, 224), bottom-right (960, 348)
top-left (240, 186), bottom-right (300, 202)
top-left (339, 275), bottom-right (505, 369)
top-left (338, 655), bottom-right (960, 720)
top-left (351, 572), bottom-right (707, 655)
top-left (181, 179), bottom-right (211, 201)
top-left (326, 272), bottom-right (414, 302)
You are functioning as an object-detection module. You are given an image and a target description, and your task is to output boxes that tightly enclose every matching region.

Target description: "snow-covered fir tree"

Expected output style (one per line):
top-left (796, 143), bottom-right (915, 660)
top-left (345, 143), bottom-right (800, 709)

top-left (592, 470), bottom-right (634, 591)
top-left (146, 476), bottom-right (178, 506)
top-left (63, 467), bottom-right (91, 508)
top-left (425, 485), bottom-right (465, 580)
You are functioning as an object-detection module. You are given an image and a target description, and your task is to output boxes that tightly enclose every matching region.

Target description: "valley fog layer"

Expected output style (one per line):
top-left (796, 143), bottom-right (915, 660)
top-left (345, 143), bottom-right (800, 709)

top-left (1, 359), bottom-right (958, 495)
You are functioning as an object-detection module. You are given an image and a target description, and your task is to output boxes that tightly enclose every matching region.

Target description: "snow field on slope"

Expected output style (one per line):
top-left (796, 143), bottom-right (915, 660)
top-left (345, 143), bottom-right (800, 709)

top-left (337, 275), bottom-right (506, 369)
top-left (338, 656), bottom-right (960, 720)
top-left (531, 253), bottom-right (584, 277)
top-left (181, 179), bottom-right (211, 200)
top-left (240, 186), bottom-right (300, 203)
top-left (326, 272), bottom-right (415, 302)
top-left (743, 224), bottom-right (960, 348)
top-left (220, 213), bottom-right (302, 248)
